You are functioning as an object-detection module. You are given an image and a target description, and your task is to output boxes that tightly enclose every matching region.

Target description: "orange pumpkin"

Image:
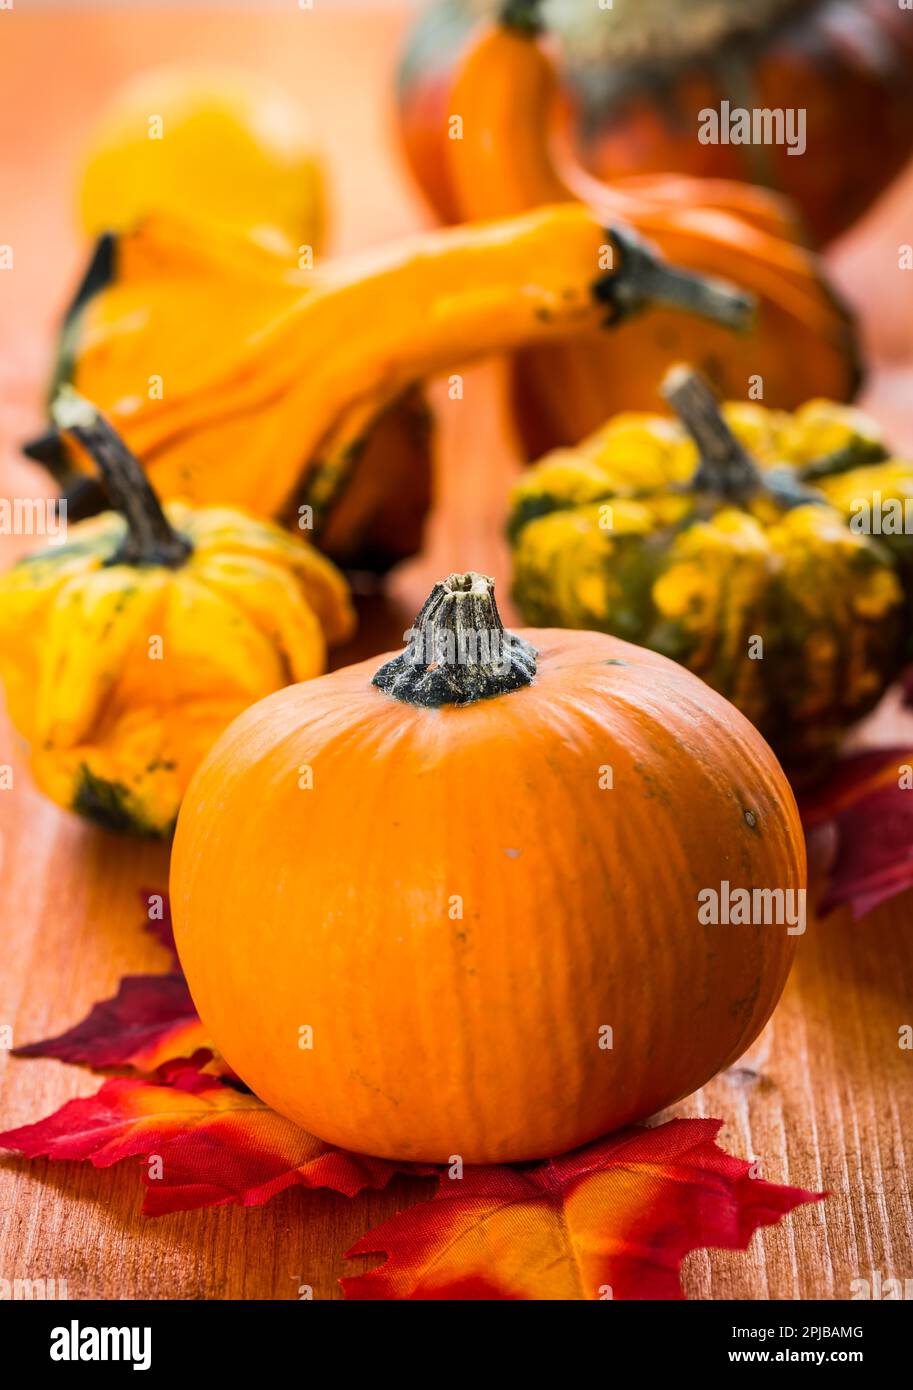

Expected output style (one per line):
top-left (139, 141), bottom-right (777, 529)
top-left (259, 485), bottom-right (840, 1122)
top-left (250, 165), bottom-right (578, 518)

top-left (172, 573), bottom-right (805, 1163)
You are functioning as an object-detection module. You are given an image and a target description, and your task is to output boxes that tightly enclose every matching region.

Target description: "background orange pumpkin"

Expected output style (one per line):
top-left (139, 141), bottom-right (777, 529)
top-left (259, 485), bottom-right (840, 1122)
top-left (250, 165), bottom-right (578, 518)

top-left (399, 0), bottom-right (913, 245)
top-left (172, 573), bottom-right (805, 1164)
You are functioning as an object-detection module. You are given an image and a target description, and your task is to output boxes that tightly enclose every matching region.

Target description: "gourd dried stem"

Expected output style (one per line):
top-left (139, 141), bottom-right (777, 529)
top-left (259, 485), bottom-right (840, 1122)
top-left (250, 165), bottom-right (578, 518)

top-left (373, 571), bottom-right (537, 707)
top-left (596, 226), bottom-right (754, 330)
top-left (662, 365), bottom-right (763, 498)
top-left (662, 364), bottom-right (821, 508)
top-left (51, 387), bottom-right (191, 567)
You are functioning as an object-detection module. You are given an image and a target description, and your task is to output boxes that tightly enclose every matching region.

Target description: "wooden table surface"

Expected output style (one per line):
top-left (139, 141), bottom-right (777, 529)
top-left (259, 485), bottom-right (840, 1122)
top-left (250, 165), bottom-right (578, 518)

top-left (1, 3), bottom-right (912, 1301)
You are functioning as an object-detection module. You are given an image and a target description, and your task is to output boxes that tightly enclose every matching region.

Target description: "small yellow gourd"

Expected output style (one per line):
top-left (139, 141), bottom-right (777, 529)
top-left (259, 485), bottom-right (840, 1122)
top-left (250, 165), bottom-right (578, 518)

top-left (0, 391), bottom-right (354, 835)
top-left (509, 367), bottom-right (911, 778)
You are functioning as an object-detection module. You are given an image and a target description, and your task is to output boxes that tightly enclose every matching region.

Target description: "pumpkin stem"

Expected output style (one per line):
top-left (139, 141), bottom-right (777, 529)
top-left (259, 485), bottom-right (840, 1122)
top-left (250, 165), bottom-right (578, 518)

top-left (373, 572), bottom-right (537, 707)
top-left (500, 0), bottom-right (543, 36)
top-left (595, 225), bottom-right (755, 331)
top-left (51, 388), bottom-right (192, 568)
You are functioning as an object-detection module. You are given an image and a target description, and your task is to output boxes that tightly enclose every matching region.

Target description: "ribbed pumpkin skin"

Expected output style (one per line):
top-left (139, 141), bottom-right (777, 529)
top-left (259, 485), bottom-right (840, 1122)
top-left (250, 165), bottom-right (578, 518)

top-left (171, 629), bottom-right (804, 1163)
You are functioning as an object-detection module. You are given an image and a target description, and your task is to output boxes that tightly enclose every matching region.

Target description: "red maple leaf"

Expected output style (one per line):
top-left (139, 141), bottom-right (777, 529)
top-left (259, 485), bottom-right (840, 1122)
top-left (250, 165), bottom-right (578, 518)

top-left (13, 974), bottom-right (210, 1073)
top-left (0, 1060), bottom-right (432, 1216)
top-left (800, 746), bottom-right (913, 917)
top-left (139, 887), bottom-right (177, 959)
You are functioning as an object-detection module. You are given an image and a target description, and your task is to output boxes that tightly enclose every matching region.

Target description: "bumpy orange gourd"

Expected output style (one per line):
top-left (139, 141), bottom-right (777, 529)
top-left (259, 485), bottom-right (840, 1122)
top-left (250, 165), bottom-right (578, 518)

top-left (172, 572), bottom-right (804, 1163)
top-left (400, 0), bottom-right (913, 245)
top-left (438, 4), bottom-right (860, 456)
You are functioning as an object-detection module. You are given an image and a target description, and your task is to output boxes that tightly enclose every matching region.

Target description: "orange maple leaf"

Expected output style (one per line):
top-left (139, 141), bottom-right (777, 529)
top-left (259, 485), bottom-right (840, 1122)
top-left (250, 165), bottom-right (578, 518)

top-left (343, 1119), bottom-right (824, 1300)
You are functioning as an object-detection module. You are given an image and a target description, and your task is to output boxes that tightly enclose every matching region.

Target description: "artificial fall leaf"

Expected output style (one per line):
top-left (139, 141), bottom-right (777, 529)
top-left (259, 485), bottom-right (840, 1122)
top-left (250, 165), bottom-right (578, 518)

top-left (0, 1061), bottom-right (429, 1216)
top-left (800, 746), bottom-right (913, 917)
top-left (13, 974), bottom-right (210, 1073)
top-left (139, 887), bottom-right (176, 959)
top-left (14, 888), bottom-right (241, 1079)
top-left (342, 1119), bottom-right (824, 1301)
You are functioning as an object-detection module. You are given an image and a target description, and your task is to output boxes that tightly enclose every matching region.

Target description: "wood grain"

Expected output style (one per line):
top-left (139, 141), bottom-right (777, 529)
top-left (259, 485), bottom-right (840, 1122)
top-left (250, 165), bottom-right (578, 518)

top-left (1, 3), bottom-right (912, 1301)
